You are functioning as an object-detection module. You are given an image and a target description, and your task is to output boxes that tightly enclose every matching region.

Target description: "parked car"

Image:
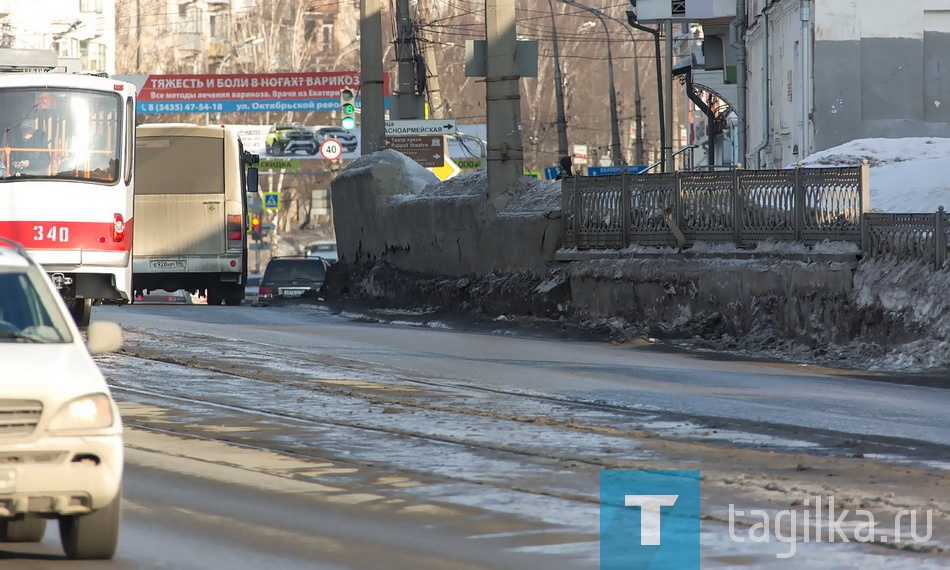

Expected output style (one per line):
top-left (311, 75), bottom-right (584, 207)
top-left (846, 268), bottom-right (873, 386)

top-left (0, 238), bottom-right (124, 560)
top-left (265, 124), bottom-right (318, 156)
top-left (245, 274), bottom-right (263, 303)
top-left (304, 240), bottom-right (338, 264)
top-left (255, 257), bottom-right (330, 306)
top-left (314, 127), bottom-right (358, 153)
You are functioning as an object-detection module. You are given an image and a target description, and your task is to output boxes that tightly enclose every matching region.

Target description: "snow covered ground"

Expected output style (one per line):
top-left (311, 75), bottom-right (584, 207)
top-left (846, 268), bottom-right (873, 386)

top-left (801, 137), bottom-right (950, 213)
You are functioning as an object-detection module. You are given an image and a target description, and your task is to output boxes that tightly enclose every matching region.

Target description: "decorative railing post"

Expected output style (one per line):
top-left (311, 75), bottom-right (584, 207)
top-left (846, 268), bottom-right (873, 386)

top-left (936, 206), bottom-right (947, 270)
top-left (860, 212), bottom-right (870, 257)
top-left (621, 170), bottom-right (631, 247)
top-left (733, 165), bottom-right (742, 246)
top-left (860, 159), bottom-right (871, 213)
top-left (572, 175), bottom-right (581, 248)
top-left (561, 177), bottom-right (570, 246)
top-left (794, 162), bottom-right (805, 242)
top-left (673, 171), bottom-right (683, 236)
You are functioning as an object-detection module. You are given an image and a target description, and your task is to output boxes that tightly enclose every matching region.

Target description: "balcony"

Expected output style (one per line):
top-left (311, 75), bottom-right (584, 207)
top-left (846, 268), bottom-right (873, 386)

top-left (176, 33), bottom-right (203, 54)
top-left (207, 42), bottom-right (229, 59)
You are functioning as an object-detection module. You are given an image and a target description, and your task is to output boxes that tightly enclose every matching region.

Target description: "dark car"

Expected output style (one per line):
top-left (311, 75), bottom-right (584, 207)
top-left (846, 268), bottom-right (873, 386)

top-left (314, 127), bottom-right (358, 153)
top-left (255, 257), bottom-right (329, 306)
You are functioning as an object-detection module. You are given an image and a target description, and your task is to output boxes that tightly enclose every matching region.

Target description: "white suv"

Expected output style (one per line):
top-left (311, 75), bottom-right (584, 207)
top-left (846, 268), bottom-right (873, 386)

top-left (0, 238), bottom-right (124, 560)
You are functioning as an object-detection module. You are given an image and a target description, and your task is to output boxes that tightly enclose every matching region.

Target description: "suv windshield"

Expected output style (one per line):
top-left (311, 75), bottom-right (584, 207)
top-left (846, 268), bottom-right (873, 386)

top-left (0, 267), bottom-right (72, 343)
top-left (263, 259), bottom-right (326, 282)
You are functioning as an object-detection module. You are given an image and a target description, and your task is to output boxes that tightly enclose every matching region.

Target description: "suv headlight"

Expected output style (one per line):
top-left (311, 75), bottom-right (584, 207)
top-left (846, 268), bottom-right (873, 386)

top-left (48, 393), bottom-right (114, 431)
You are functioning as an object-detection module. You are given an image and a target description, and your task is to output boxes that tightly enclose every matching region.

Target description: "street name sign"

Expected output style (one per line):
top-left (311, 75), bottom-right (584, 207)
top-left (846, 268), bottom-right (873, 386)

top-left (586, 165), bottom-right (648, 176)
top-left (385, 119), bottom-right (457, 136)
top-left (385, 135), bottom-right (446, 168)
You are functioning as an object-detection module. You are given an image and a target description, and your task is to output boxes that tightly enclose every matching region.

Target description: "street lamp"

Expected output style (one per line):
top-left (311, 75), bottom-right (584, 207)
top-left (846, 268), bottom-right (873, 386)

top-left (597, 11), bottom-right (644, 166)
top-left (220, 36), bottom-right (264, 70)
top-left (562, 0), bottom-right (623, 166)
top-left (547, 0), bottom-right (570, 162)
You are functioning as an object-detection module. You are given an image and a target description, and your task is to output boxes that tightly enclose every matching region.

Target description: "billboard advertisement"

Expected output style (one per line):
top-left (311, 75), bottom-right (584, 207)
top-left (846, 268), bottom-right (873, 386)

top-left (229, 124), bottom-right (362, 161)
top-left (217, 123), bottom-right (487, 163)
top-left (123, 72), bottom-right (390, 114)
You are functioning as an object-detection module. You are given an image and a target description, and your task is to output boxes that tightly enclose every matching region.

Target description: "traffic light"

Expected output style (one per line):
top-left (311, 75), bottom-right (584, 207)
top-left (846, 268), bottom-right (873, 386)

top-left (340, 88), bottom-right (356, 130)
top-left (250, 214), bottom-right (261, 240)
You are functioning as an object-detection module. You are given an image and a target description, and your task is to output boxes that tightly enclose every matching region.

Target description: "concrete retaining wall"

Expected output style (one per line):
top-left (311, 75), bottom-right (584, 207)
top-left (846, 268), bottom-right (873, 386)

top-left (331, 150), bottom-right (563, 276)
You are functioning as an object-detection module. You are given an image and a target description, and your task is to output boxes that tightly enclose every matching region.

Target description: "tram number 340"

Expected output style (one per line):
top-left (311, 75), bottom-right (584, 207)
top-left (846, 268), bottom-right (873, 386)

top-left (33, 225), bottom-right (70, 242)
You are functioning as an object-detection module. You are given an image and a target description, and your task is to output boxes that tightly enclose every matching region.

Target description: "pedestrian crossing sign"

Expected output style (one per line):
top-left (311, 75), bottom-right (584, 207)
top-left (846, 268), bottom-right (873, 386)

top-left (263, 192), bottom-right (280, 211)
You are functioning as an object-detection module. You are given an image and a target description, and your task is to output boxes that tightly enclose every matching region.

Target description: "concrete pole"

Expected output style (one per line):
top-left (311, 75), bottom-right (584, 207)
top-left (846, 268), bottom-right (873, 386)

top-left (601, 18), bottom-right (623, 165)
top-left (734, 0), bottom-right (747, 166)
top-left (485, 0), bottom-right (524, 197)
top-left (547, 0), bottom-right (569, 160)
top-left (394, 0), bottom-right (419, 119)
top-left (360, 0), bottom-right (386, 154)
top-left (418, 0), bottom-right (447, 118)
top-left (664, 19), bottom-right (674, 171)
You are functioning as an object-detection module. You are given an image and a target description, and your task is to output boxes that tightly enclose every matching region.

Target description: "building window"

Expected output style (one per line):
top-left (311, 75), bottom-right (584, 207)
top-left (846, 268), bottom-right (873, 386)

top-left (54, 40), bottom-right (70, 58)
top-left (305, 20), bottom-right (316, 42)
top-left (178, 5), bottom-right (202, 35)
top-left (210, 13), bottom-right (230, 41)
top-left (80, 0), bottom-right (102, 13)
top-left (321, 25), bottom-right (333, 51)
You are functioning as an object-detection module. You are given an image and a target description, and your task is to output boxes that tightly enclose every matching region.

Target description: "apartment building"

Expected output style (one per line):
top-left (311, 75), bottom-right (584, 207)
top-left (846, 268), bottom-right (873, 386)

top-left (115, 0), bottom-right (352, 76)
top-left (0, 0), bottom-right (116, 73)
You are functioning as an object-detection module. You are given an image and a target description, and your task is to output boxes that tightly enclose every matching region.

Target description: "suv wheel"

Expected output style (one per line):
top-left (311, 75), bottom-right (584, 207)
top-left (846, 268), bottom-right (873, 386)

top-left (59, 489), bottom-right (122, 560)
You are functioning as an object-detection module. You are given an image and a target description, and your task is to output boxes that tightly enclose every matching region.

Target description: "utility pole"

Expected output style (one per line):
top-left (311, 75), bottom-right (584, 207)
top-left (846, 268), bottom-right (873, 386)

top-left (418, 0), bottom-right (447, 118)
top-left (485, 0), bottom-right (524, 198)
top-left (627, 14), bottom-right (665, 172)
top-left (360, 0), bottom-right (386, 153)
top-left (547, 0), bottom-right (569, 160)
top-left (394, 0), bottom-right (422, 119)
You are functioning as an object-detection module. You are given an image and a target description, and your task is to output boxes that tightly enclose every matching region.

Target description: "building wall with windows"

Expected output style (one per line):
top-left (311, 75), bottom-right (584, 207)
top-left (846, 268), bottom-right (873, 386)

top-left (0, 0), bottom-right (116, 73)
top-left (745, 0), bottom-right (950, 168)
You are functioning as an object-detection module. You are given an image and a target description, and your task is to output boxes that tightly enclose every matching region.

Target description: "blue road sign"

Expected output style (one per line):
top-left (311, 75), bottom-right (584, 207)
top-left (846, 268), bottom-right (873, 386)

top-left (263, 192), bottom-right (280, 211)
top-left (586, 165), bottom-right (648, 176)
top-left (544, 165), bottom-right (562, 180)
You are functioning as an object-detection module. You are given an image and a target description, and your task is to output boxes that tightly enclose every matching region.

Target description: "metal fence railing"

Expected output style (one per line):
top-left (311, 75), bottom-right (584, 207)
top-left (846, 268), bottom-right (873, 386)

top-left (862, 207), bottom-right (948, 270)
top-left (562, 163), bottom-right (949, 270)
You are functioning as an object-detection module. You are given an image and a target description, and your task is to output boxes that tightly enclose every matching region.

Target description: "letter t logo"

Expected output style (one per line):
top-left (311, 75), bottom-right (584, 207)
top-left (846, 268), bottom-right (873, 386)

top-left (624, 495), bottom-right (679, 545)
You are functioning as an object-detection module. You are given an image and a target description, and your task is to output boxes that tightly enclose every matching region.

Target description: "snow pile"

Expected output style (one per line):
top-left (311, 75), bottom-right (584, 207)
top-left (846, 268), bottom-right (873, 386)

top-left (501, 177), bottom-right (561, 215)
top-left (347, 149), bottom-right (439, 199)
top-left (800, 137), bottom-right (950, 213)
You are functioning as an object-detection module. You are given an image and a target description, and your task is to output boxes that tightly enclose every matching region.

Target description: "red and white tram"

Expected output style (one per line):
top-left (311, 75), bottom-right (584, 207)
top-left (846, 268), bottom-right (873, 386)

top-left (0, 49), bottom-right (136, 325)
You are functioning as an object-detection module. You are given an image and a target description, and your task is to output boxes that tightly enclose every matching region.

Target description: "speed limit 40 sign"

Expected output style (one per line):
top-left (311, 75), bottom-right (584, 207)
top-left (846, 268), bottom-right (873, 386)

top-left (319, 139), bottom-right (344, 160)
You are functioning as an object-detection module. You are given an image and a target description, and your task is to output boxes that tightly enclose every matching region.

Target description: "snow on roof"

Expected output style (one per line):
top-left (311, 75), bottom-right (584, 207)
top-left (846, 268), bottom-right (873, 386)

top-left (800, 137), bottom-right (950, 213)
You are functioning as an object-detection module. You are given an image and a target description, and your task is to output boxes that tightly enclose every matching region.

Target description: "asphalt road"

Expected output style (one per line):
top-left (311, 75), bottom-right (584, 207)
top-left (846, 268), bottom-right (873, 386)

top-left (7, 302), bottom-right (943, 569)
